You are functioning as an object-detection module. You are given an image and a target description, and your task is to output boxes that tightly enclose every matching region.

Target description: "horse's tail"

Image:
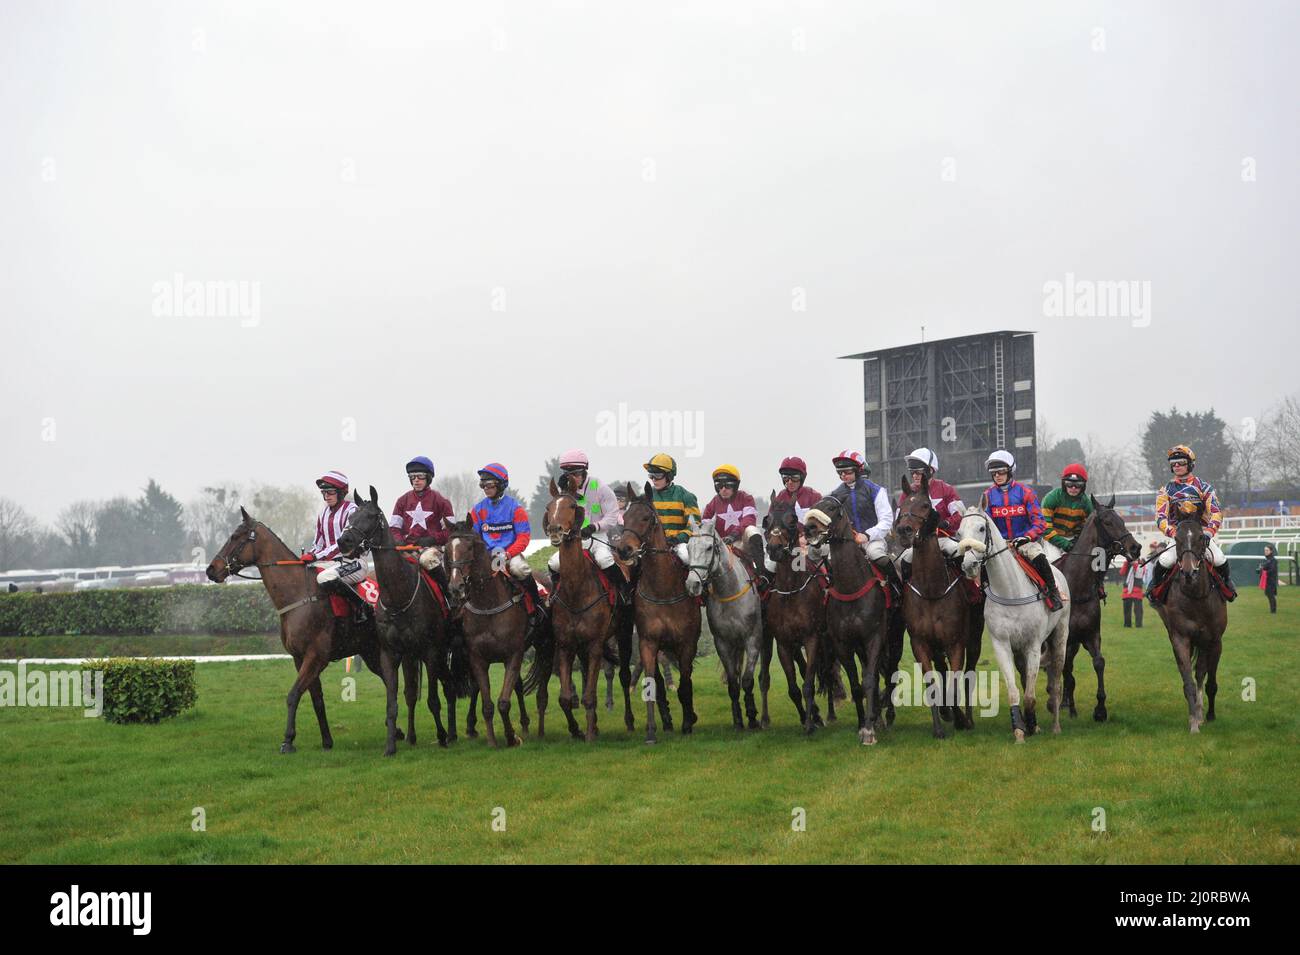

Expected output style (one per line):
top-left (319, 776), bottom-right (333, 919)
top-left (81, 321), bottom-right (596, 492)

top-left (813, 638), bottom-right (838, 695)
top-left (521, 617), bottom-right (555, 694)
top-left (443, 625), bottom-right (472, 697)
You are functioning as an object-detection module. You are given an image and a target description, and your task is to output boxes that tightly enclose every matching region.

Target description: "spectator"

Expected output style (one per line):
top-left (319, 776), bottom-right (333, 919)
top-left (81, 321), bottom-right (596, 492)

top-left (1257, 545), bottom-right (1279, 614)
top-left (1120, 552), bottom-right (1145, 628)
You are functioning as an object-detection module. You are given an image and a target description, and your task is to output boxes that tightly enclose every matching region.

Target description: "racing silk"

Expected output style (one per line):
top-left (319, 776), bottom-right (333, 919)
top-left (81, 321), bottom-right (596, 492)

top-left (312, 499), bottom-right (356, 560)
top-left (471, 494), bottom-right (531, 558)
top-left (984, 480), bottom-right (1047, 541)
top-left (829, 478), bottom-right (893, 541)
top-left (703, 490), bottom-right (758, 539)
top-left (651, 483), bottom-right (701, 543)
top-left (894, 477), bottom-right (964, 535)
top-left (575, 476), bottom-right (621, 532)
top-left (1041, 487), bottom-right (1093, 551)
top-left (1155, 474), bottom-right (1222, 537)
top-left (1120, 558), bottom-right (1144, 599)
top-left (389, 487), bottom-right (454, 546)
top-left (775, 484), bottom-right (822, 523)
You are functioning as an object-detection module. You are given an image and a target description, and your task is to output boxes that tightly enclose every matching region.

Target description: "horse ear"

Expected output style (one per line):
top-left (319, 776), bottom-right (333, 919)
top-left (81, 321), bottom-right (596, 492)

top-left (353, 489), bottom-right (363, 506)
top-left (920, 473), bottom-right (930, 496)
top-left (239, 506), bottom-right (252, 523)
top-left (770, 490), bottom-right (777, 506)
top-left (979, 491), bottom-right (989, 512)
top-left (644, 481), bottom-right (653, 500)
top-left (369, 485), bottom-right (379, 506)
top-left (1106, 494), bottom-right (1115, 509)
top-left (625, 482), bottom-right (638, 502)
top-left (549, 476), bottom-right (561, 498)
top-left (900, 474), bottom-right (911, 495)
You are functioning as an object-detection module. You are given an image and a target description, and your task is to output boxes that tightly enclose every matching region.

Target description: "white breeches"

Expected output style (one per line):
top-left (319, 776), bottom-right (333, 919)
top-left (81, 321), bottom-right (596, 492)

top-left (1014, 540), bottom-right (1045, 561)
top-left (547, 536), bottom-right (615, 572)
top-left (861, 539), bottom-right (889, 562)
top-left (312, 558), bottom-right (366, 586)
top-left (1157, 538), bottom-right (1225, 567)
top-left (901, 537), bottom-right (961, 564)
top-left (507, 555), bottom-right (532, 579)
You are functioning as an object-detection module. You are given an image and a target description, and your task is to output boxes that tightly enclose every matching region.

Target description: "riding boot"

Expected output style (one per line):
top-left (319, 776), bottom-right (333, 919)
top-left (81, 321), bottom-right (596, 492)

top-left (1147, 562), bottom-right (1168, 606)
top-left (1031, 554), bottom-right (1063, 611)
top-left (875, 556), bottom-right (904, 600)
top-left (1215, 560), bottom-right (1238, 601)
top-left (900, 559), bottom-right (913, 585)
top-left (548, 569), bottom-right (560, 605)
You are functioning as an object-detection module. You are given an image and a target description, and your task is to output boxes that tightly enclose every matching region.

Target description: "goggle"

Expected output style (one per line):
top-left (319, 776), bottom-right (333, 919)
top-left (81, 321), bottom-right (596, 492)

top-left (1170, 459), bottom-right (1190, 468)
top-left (479, 480), bottom-right (501, 490)
top-left (1063, 477), bottom-right (1086, 486)
top-left (647, 469), bottom-right (669, 479)
top-left (837, 467), bottom-right (858, 476)
top-left (560, 465), bottom-right (586, 473)
top-left (319, 486), bottom-right (340, 495)
top-left (408, 473), bottom-right (430, 483)
top-left (989, 468), bottom-right (1011, 477)
top-left (714, 480), bottom-right (739, 489)
top-left (780, 473), bottom-right (802, 482)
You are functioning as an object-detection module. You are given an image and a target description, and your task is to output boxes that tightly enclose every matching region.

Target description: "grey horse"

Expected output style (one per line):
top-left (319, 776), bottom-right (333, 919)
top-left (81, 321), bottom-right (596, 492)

top-left (685, 520), bottom-right (765, 729)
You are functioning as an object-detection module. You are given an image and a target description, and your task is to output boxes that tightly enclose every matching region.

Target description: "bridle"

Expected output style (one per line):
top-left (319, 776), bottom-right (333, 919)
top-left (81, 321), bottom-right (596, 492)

top-left (220, 523), bottom-right (307, 580)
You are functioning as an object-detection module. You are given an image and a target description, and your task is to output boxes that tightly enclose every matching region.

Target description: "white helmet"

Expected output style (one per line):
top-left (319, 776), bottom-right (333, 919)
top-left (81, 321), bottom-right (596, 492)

top-left (985, 449), bottom-right (1016, 475)
top-left (906, 447), bottom-right (939, 474)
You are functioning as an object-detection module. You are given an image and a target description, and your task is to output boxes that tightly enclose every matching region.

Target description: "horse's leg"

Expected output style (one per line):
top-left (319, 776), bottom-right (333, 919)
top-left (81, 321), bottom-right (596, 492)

top-left (885, 610), bottom-right (905, 726)
top-left (514, 674), bottom-right (530, 736)
top-left (741, 627), bottom-right (761, 729)
top-left (758, 627), bottom-right (773, 728)
top-left (469, 652), bottom-right (496, 747)
top-left (583, 638), bottom-right (603, 742)
top-left (989, 635), bottom-right (1025, 742)
top-left (801, 635), bottom-right (820, 735)
top-left (306, 673), bottom-right (333, 751)
top-left (1205, 638), bottom-right (1222, 722)
top-left (402, 655), bottom-right (419, 747)
top-left (912, 642), bottom-right (945, 740)
top-left (840, 649), bottom-right (870, 745)
top-left (558, 644), bottom-right (582, 739)
top-left (1085, 631), bottom-right (1107, 722)
top-left (678, 642), bottom-right (698, 734)
top-left (1063, 636), bottom-right (1081, 718)
top-left (653, 663), bottom-right (674, 731)
top-left (1048, 619), bottom-right (1067, 735)
top-left (604, 658), bottom-right (614, 711)
top-left (425, 657), bottom-right (447, 747)
top-left (497, 650), bottom-right (524, 747)
top-left (639, 637), bottom-right (660, 744)
top-left (618, 623), bottom-right (635, 732)
top-left (281, 652), bottom-right (306, 754)
top-left (378, 647), bottom-right (401, 756)
top-left (719, 638), bottom-right (743, 730)
top-left (1168, 632), bottom-right (1202, 733)
top-left (1022, 634), bottom-right (1044, 738)
top-left (465, 683), bottom-right (479, 738)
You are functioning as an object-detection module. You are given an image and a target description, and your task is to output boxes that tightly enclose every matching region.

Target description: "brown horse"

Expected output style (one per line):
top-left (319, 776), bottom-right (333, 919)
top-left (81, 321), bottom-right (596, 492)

top-left (1052, 496), bottom-right (1141, 722)
top-left (1153, 510), bottom-right (1227, 733)
top-left (206, 507), bottom-right (385, 754)
top-left (542, 475), bottom-right (624, 741)
top-left (762, 495), bottom-right (831, 732)
top-left (804, 496), bottom-right (890, 745)
top-left (610, 482), bottom-right (702, 744)
top-left (445, 518), bottom-right (550, 747)
top-left (337, 487), bottom-right (463, 756)
top-left (893, 475), bottom-right (980, 737)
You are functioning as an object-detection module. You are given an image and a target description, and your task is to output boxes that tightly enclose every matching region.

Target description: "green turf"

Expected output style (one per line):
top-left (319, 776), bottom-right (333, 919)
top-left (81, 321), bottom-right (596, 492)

top-left (1, 589), bottom-right (1296, 864)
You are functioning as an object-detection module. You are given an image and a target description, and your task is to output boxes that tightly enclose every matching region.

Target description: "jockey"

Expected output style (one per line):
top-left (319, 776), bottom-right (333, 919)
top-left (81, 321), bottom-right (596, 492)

top-left (470, 462), bottom-right (535, 580)
top-left (303, 470), bottom-right (366, 591)
top-left (1149, 445), bottom-right (1235, 602)
top-left (775, 456), bottom-right (822, 522)
top-left (982, 450), bottom-right (1063, 611)
top-left (643, 452), bottom-right (701, 566)
top-left (391, 456), bottom-right (454, 570)
top-left (1041, 463), bottom-right (1093, 553)
top-left (823, 450), bottom-right (901, 592)
top-left (545, 448), bottom-right (623, 588)
top-left (895, 447), bottom-right (964, 573)
top-left (702, 465), bottom-right (760, 545)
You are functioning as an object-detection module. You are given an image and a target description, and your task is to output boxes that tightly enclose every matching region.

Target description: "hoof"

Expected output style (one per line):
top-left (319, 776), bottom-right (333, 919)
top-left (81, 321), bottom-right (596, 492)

top-left (932, 728), bottom-right (947, 740)
top-left (645, 737), bottom-right (658, 745)
top-left (280, 742), bottom-right (296, 754)
top-left (1013, 728), bottom-right (1025, 743)
top-left (1052, 724), bottom-right (1061, 735)
top-left (1189, 722), bottom-right (1200, 734)
top-left (859, 728), bottom-right (877, 746)
top-left (466, 729), bottom-right (479, 739)
top-left (761, 716), bottom-right (771, 728)
top-left (748, 719), bottom-right (761, 730)
top-left (321, 739), bottom-right (333, 751)
top-left (394, 728), bottom-right (405, 741)
top-left (1094, 706), bottom-right (1108, 722)
top-left (733, 722), bottom-right (745, 732)
top-left (885, 707), bottom-right (896, 727)
top-left (383, 747), bottom-right (396, 757)
top-left (438, 737), bottom-right (448, 749)
top-left (507, 736), bottom-right (522, 747)
top-left (939, 706), bottom-right (953, 722)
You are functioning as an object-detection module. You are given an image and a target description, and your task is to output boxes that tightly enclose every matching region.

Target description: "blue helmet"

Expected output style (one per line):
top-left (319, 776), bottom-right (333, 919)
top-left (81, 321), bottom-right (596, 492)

top-left (405, 456), bottom-right (435, 478)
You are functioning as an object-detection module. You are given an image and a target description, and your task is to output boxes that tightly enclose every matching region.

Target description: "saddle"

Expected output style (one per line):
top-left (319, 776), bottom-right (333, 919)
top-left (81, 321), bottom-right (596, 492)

top-left (1010, 549), bottom-right (1062, 607)
top-left (1149, 563), bottom-right (1233, 605)
top-left (826, 563), bottom-right (894, 609)
top-left (312, 565), bottom-right (378, 621)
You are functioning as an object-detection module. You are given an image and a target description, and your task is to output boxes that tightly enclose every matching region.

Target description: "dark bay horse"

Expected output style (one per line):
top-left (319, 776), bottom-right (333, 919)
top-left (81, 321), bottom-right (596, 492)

top-left (803, 496), bottom-right (890, 745)
top-left (893, 476), bottom-right (980, 737)
top-left (338, 487), bottom-right (464, 756)
top-left (543, 475), bottom-right (627, 741)
top-left (762, 496), bottom-right (830, 732)
top-left (1052, 496), bottom-right (1141, 722)
top-left (1153, 508), bottom-right (1227, 733)
top-left (206, 508), bottom-right (384, 754)
top-left (445, 518), bottom-right (550, 747)
top-left (611, 482), bottom-right (702, 744)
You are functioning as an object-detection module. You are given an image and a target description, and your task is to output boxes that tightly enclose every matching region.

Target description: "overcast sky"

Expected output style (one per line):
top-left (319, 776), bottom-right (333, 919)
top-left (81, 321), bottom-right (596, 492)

top-left (3, 0), bottom-right (1296, 523)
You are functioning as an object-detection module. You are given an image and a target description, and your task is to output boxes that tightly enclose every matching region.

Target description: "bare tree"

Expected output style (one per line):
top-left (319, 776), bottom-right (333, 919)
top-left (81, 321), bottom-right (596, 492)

top-left (56, 500), bottom-right (101, 557)
top-left (1265, 395), bottom-right (1300, 496)
top-left (435, 471), bottom-right (480, 519)
top-left (0, 497), bottom-right (39, 571)
top-left (1227, 413), bottom-right (1269, 507)
top-left (1082, 434), bottom-right (1135, 498)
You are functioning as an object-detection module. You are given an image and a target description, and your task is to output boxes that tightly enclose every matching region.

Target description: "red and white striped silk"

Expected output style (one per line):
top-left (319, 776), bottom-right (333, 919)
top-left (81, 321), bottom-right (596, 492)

top-left (313, 500), bottom-right (356, 559)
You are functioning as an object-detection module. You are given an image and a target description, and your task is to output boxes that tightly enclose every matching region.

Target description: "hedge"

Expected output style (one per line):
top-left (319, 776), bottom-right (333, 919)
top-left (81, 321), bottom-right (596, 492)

top-left (84, 658), bottom-right (198, 723)
top-left (0, 585), bottom-right (279, 637)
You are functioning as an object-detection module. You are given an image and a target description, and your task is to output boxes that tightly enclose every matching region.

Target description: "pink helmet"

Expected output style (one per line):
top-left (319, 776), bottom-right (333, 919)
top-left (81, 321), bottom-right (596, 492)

top-left (779, 455), bottom-right (808, 477)
top-left (559, 448), bottom-right (589, 471)
top-left (832, 450), bottom-right (869, 477)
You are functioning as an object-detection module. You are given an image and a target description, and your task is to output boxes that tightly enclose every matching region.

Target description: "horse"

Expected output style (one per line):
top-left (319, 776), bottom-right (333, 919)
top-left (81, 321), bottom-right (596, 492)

top-left (542, 475), bottom-right (628, 741)
top-left (893, 475), bottom-right (980, 737)
top-left (610, 482), bottom-right (703, 744)
top-left (337, 487), bottom-right (463, 756)
top-left (206, 507), bottom-right (386, 754)
top-left (1049, 495), bottom-right (1141, 722)
top-left (955, 504), bottom-right (1069, 742)
top-left (445, 517), bottom-right (550, 747)
top-left (1152, 507), bottom-right (1227, 733)
top-left (761, 495), bottom-right (831, 732)
top-left (803, 496), bottom-right (892, 745)
top-left (685, 520), bottom-right (764, 730)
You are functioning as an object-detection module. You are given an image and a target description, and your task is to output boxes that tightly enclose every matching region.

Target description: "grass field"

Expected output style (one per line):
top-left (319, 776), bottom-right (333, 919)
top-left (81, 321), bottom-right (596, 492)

top-left (2, 589), bottom-right (1296, 864)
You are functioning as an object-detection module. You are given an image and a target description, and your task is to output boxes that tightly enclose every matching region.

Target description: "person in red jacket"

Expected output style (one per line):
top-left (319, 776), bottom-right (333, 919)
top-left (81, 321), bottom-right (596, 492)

top-left (390, 455), bottom-right (454, 559)
top-left (1119, 554), bottom-right (1145, 628)
top-left (895, 447), bottom-right (964, 576)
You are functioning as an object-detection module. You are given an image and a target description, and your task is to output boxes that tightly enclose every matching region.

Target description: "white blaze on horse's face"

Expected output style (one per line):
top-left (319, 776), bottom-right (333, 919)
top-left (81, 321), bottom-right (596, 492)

top-left (684, 532), bottom-right (716, 596)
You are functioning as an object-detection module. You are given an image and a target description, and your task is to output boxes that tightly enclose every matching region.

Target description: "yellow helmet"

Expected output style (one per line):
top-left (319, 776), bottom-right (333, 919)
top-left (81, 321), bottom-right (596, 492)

top-left (1167, 445), bottom-right (1196, 470)
top-left (712, 464), bottom-right (741, 484)
top-left (643, 452), bottom-right (678, 479)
